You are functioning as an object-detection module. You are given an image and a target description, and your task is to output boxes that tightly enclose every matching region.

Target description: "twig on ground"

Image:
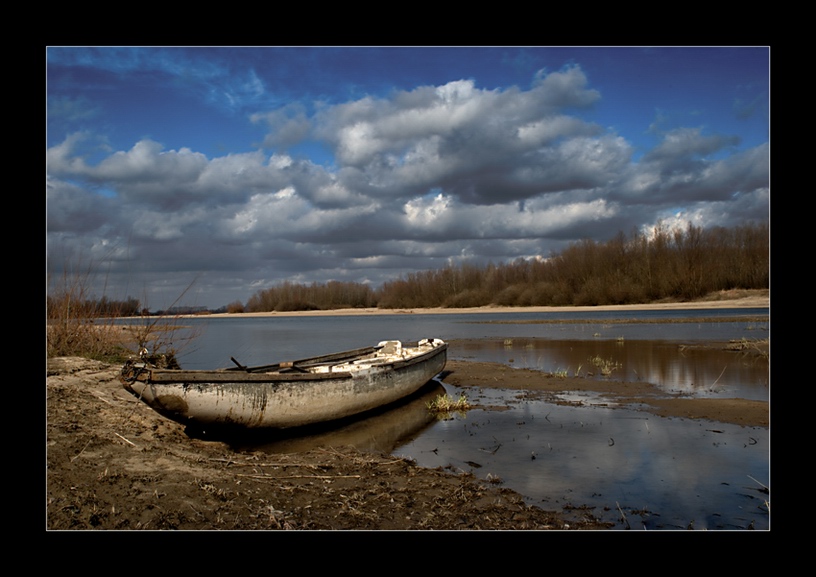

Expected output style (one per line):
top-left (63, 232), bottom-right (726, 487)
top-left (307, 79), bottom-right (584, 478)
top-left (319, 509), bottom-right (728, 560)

top-left (711, 365), bottom-right (727, 387)
top-left (70, 439), bottom-right (92, 462)
top-left (237, 473), bottom-right (362, 480)
top-left (616, 501), bottom-right (630, 529)
top-left (115, 432), bottom-right (136, 446)
top-left (211, 459), bottom-right (314, 468)
top-left (91, 392), bottom-right (114, 406)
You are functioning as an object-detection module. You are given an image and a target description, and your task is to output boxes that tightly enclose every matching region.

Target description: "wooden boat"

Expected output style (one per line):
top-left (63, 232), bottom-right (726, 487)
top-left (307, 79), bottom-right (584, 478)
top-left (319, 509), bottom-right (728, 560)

top-left (120, 338), bottom-right (447, 429)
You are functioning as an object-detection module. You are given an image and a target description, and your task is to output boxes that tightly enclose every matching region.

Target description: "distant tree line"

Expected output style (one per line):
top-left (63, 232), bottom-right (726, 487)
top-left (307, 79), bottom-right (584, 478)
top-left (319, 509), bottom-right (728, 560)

top-left (245, 280), bottom-right (378, 312)
top-left (243, 221), bottom-right (768, 311)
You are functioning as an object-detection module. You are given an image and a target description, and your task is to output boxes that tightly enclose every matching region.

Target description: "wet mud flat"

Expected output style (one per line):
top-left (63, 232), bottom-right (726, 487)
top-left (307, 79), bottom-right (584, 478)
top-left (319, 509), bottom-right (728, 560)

top-left (443, 353), bottom-right (769, 428)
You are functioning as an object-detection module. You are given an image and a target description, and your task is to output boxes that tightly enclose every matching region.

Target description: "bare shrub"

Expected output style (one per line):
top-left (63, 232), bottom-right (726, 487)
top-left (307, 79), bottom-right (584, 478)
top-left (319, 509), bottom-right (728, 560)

top-left (47, 257), bottom-right (195, 363)
top-left (574, 278), bottom-right (607, 306)
top-left (46, 275), bottom-right (133, 361)
top-left (442, 288), bottom-right (491, 308)
top-left (275, 300), bottom-right (321, 312)
top-left (493, 284), bottom-right (525, 306)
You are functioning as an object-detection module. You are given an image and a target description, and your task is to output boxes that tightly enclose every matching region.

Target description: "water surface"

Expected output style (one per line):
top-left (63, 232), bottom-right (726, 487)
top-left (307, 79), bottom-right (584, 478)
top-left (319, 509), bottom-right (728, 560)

top-left (164, 308), bottom-right (768, 370)
top-left (395, 384), bottom-right (769, 530)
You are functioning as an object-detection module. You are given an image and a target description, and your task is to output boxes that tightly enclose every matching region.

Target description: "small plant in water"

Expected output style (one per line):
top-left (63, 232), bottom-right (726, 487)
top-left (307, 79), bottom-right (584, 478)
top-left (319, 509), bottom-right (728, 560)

top-left (726, 338), bottom-right (769, 360)
top-left (589, 355), bottom-right (621, 376)
top-left (485, 473), bottom-right (503, 485)
top-left (553, 368), bottom-right (569, 378)
top-left (427, 393), bottom-right (471, 414)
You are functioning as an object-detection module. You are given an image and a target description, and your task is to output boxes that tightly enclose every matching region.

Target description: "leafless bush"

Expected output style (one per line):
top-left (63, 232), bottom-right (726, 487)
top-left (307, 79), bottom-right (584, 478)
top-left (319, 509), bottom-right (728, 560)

top-left (46, 257), bottom-right (196, 363)
top-left (46, 261), bottom-right (133, 361)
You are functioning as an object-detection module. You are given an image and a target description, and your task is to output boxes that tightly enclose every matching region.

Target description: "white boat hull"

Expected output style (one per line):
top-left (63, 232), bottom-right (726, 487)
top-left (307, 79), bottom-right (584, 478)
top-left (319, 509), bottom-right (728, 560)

top-left (121, 338), bottom-right (447, 429)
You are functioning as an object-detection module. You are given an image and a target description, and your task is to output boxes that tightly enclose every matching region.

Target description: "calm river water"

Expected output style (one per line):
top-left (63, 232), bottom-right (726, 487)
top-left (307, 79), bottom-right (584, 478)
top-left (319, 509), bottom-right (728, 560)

top-left (140, 308), bottom-right (770, 530)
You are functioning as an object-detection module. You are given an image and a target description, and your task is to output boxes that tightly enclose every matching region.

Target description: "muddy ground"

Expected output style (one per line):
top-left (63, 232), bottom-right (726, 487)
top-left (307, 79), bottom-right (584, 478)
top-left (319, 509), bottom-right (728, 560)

top-left (45, 337), bottom-right (768, 531)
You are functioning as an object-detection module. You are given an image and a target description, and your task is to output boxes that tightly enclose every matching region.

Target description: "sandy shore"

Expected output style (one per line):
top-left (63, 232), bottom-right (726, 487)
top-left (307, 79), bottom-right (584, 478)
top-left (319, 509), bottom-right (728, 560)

top-left (203, 293), bottom-right (769, 319)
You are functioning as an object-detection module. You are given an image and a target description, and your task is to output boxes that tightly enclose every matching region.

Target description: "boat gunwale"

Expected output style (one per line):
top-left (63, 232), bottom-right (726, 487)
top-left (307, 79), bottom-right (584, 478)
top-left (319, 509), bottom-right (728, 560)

top-left (225, 344), bottom-right (381, 374)
top-left (134, 341), bottom-right (447, 385)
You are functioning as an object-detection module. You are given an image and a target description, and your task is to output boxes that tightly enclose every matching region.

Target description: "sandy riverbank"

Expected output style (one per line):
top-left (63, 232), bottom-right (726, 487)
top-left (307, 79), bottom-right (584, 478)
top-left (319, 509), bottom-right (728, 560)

top-left (202, 291), bottom-right (769, 319)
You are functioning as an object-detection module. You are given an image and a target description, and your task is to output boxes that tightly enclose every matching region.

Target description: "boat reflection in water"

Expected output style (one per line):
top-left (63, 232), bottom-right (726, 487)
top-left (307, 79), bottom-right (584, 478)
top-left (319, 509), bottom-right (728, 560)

top-left (203, 380), bottom-right (447, 455)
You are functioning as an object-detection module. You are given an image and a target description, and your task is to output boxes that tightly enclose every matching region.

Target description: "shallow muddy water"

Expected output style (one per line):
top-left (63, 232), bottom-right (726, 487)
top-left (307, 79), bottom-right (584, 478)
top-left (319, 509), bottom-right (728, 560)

top-left (135, 309), bottom-right (770, 530)
top-left (450, 337), bottom-right (769, 401)
top-left (395, 383), bottom-right (769, 530)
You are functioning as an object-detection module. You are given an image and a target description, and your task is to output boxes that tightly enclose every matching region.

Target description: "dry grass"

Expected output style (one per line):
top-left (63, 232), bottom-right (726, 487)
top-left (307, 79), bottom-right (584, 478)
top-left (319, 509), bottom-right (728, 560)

top-left (46, 258), bottom-right (194, 362)
top-left (46, 317), bottom-right (132, 362)
top-left (588, 355), bottom-right (621, 376)
top-left (725, 338), bottom-right (770, 359)
top-left (46, 275), bottom-right (131, 361)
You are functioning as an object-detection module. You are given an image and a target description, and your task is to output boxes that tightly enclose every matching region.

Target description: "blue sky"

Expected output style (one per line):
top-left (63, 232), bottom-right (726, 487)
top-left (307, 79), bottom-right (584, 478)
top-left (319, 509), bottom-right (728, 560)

top-left (46, 46), bottom-right (770, 309)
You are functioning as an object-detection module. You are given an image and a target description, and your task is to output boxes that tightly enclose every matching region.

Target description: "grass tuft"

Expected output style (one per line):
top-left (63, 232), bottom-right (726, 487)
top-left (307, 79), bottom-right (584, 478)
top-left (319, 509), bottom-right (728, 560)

top-left (427, 393), bottom-right (471, 414)
top-left (588, 355), bottom-right (621, 376)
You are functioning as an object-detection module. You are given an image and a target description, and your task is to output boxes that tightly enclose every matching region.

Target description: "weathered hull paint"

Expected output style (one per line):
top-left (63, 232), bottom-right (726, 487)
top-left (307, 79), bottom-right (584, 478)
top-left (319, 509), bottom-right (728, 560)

top-left (121, 339), bottom-right (447, 429)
